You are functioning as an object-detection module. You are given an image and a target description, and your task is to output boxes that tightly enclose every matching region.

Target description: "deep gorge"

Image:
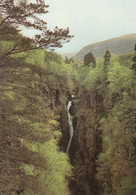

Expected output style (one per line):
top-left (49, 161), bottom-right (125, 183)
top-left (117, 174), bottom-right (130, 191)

top-left (59, 88), bottom-right (103, 195)
top-left (1, 46), bottom-right (136, 194)
top-left (57, 50), bottom-right (136, 195)
top-left (0, 14), bottom-right (136, 195)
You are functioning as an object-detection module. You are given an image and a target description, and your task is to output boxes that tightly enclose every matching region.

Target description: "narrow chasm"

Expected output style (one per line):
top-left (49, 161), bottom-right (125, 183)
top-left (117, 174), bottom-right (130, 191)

top-left (64, 90), bottom-right (103, 195)
top-left (59, 94), bottom-right (75, 153)
top-left (66, 100), bottom-right (74, 153)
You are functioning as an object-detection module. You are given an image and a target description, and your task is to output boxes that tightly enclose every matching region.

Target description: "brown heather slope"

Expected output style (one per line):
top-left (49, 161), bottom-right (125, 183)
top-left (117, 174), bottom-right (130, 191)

top-left (74, 34), bottom-right (136, 60)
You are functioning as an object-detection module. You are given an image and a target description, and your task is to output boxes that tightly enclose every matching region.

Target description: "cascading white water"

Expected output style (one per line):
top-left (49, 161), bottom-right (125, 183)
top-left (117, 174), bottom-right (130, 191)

top-left (66, 100), bottom-right (74, 153)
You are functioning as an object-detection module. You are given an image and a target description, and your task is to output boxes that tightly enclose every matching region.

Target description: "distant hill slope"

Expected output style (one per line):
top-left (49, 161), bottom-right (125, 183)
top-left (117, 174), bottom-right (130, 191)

top-left (61, 52), bottom-right (76, 59)
top-left (74, 34), bottom-right (136, 60)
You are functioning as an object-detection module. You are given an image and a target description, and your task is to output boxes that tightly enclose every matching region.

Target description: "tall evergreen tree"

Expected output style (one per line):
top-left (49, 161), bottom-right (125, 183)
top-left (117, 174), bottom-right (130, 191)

top-left (84, 52), bottom-right (96, 67)
top-left (65, 56), bottom-right (70, 64)
top-left (103, 50), bottom-right (111, 76)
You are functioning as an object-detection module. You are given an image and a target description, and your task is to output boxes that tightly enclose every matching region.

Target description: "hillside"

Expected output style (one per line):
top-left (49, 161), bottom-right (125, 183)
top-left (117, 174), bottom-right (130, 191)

top-left (61, 52), bottom-right (76, 59)
top-left (74, 34), bottom-right (136, 60)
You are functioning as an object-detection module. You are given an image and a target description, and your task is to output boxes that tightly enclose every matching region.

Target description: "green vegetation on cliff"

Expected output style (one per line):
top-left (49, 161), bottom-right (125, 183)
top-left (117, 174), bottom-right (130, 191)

top-left (72, 50), bottom-right (136, 195)
top-left (0, 1), bottom-right (75, 194)
top-left (0, 39), bottom-right (74, 194)
top-left (0, 1), bottom-right (136, 195)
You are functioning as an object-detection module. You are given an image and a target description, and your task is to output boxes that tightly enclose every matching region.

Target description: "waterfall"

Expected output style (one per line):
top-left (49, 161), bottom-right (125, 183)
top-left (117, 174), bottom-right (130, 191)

top-left (66, 100), bottom-right (74, 153)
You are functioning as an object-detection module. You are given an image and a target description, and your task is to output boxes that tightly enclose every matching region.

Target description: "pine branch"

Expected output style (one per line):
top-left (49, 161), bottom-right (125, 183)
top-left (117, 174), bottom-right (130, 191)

top-left (0, 16), bottom-right (10, 27)
top-left (0, 45), bottom-right (17, 60)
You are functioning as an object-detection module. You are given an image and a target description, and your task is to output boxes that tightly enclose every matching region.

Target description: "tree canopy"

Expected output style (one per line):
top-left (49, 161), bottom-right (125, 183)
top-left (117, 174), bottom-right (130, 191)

top-left (83, 52), bottom-right (96, 67)
top-left (0, 1), bottom-right (74, 194)
top-left (0, 0), bottom-right (73, 58)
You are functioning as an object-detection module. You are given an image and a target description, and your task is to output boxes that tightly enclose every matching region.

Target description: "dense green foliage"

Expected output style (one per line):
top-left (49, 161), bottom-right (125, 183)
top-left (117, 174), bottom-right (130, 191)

top-left (1, 23), bottom-right (136, 194)
top-left (0, 27), bottom-right (74, 194)
top-left (0, 1), bottom-right (75, 193)
top-left (96, 56), bottom-right (136, 195)
top-left (75, 50), bottom-right (136, 195)
top-left (83, 52), bottom-right (96, 67)
top-left (0, 2), bottom-right (136, 195)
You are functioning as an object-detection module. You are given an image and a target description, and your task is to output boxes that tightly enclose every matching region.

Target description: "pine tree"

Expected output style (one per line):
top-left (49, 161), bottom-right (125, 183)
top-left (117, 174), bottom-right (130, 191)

top-left (84, 52), bottom-right (96, 67)
top-left (65, 56), bottom-right (70, 64)
top-left (0, 0), bottom-right (73, 58)
top-left (103, 50), bottom-right (111, 76)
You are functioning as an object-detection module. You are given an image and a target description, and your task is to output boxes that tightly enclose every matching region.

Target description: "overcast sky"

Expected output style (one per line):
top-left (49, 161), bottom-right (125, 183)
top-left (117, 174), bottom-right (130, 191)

top-left (24, 0), bottom-right (136, 54)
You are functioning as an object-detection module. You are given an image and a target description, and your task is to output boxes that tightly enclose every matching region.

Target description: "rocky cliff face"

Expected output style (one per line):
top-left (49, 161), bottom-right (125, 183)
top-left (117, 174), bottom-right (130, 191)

top-left (43, 74), bottom-right (72, 152)
top-left (69, 88), bottom-right (104, 195)
top-left (35, 72), bottom-right (72, 152)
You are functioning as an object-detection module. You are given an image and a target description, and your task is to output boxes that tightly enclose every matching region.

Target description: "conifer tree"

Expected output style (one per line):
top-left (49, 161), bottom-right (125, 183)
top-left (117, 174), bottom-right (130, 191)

top-left (103, 50), bottom-right (111, 76)
top-left (84, 52), bottom-right (96, 67)
top-left (0, 0), bottom-right (73, 58)
top-left (65, 56), bottom-right (70, 64)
